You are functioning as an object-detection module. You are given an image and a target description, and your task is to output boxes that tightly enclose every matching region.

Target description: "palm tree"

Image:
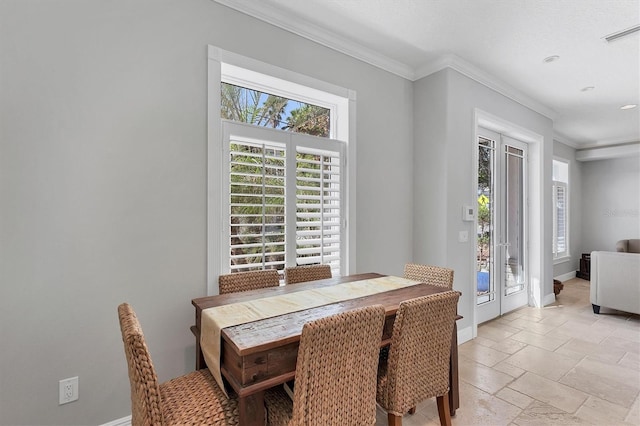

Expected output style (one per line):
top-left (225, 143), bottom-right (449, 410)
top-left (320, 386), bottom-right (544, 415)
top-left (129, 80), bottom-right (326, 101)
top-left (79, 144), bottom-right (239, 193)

top-left (256, 95), bottom-right (288, 128)
top-left (285, 104), bottom-right (329, 137)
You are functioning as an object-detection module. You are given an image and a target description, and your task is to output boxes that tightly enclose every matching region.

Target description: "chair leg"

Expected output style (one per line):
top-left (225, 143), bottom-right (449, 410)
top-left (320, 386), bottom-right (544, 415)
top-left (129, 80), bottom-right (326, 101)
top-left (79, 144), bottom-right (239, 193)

top-left (408, 407), bottom-right (416, 414)
top-left (388, 412), bottom-right (402, 426)
top-left (437, 393), bottom-right (452, 426)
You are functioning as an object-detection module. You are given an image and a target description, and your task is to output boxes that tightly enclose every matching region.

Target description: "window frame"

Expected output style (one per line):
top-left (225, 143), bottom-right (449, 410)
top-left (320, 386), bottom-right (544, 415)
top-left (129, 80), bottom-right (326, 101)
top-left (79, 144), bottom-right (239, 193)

top-left (207, 46), bottom-right (356, 295)
top-left (552, 159), bottom-right (570, 263)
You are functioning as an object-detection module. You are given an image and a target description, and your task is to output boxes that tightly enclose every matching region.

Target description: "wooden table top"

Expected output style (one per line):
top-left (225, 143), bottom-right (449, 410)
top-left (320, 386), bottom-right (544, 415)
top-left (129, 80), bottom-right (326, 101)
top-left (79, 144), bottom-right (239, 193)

top-left (192, 272), bottom-right (455, 356)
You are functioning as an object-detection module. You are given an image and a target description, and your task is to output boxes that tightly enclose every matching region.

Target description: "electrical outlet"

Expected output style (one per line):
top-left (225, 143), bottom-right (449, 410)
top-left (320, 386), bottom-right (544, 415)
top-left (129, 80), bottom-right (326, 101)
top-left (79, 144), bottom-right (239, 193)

top-left (59, 377), bottom-right (78, 405)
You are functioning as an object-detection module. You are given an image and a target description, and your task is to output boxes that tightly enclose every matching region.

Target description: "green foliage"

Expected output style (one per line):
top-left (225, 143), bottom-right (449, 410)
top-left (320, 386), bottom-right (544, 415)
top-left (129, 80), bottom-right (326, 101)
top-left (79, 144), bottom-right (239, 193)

top-left (221, 83), bottom-right (329, 135)
top-left (285, 105), bottom-right (330, 137)
top-left (477, 141), bottom-right (493, 272)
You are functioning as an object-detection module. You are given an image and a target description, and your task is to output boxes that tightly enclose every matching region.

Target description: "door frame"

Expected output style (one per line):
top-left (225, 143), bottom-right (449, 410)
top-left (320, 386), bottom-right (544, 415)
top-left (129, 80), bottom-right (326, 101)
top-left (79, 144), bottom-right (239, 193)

top-left (472, 109), bottom-right (546, 336)
top-left (475, 130), bottom-right (529, 324)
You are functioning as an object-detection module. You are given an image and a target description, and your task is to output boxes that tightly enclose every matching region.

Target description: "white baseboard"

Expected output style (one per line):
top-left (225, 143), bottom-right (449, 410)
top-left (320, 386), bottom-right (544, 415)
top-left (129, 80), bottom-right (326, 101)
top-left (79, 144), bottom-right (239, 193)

top-left (543, 292), bottom-right (557, 306)
top-left (554, 271), bottom-right (576, 282)
top-left (457, 325), bottom-right (473, 345)
top-left (101, 415), bottom-right (131, 426)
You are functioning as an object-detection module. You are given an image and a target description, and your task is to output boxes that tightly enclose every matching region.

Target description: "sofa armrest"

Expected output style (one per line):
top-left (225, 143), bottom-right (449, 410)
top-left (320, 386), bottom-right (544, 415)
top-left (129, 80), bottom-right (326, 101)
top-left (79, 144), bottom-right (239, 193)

top-left (590, 251), bottom-right (640, 315)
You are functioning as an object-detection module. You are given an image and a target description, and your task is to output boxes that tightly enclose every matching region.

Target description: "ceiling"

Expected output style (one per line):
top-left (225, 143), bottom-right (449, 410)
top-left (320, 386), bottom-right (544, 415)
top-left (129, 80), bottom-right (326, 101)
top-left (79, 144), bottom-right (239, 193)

top-left (216, 0), bottom-right (640, 149)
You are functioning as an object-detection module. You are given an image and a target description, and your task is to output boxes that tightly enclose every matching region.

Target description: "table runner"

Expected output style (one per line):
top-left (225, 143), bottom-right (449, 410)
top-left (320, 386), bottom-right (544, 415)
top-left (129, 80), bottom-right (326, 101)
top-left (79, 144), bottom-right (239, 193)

top-left (201, 275), bottom-right (421, 393)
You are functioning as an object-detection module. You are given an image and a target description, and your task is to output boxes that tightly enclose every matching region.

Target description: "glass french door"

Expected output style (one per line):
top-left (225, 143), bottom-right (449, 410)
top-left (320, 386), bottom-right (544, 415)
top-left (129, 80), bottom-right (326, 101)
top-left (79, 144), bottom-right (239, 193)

top-left (476, 128), bottom-right (528, 324)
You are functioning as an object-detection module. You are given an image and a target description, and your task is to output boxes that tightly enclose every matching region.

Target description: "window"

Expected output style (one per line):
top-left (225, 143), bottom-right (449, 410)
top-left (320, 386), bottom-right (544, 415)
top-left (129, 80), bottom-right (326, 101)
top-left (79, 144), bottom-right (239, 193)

top-left (221, 83), bottom-right (330, 137)
top-left (552, 159), bottom-right (569, 260)
top-left (223, 121), bottom-right (344, 275)
top-left (208, 47), bottom-right (354, 291)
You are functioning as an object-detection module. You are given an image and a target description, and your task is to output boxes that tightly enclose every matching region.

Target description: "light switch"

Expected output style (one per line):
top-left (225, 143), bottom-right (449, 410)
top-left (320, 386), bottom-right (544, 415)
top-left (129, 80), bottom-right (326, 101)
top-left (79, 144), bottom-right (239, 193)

top-left (462, 205), bottom-right (475, 221)
top-left (458, 230), bottom-right (468, 242)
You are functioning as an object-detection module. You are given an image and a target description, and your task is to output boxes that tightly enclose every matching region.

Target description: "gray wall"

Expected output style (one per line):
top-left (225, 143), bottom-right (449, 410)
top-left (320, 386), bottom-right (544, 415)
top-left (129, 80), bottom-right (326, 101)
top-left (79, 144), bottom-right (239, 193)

top-left (581, 156), bottom-right (640, 252)
top-left (0, 1), bottom-right (415, 424)
top-left (413, 68), bottom-right (554, 330)
top-left (553, 141), bottom-right (583, 278)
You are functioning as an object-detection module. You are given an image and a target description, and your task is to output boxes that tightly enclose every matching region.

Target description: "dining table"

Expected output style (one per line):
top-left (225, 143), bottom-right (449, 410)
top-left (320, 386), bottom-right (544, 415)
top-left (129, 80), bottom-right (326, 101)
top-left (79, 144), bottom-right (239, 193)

top-left (191, 272), bottom-right (461, 426)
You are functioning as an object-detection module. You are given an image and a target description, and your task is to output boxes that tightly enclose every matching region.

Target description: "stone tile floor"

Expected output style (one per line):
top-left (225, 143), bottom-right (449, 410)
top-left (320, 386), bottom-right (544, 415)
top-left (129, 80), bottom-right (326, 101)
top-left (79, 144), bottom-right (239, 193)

top-left (375, 278), bottom-right (640, 425)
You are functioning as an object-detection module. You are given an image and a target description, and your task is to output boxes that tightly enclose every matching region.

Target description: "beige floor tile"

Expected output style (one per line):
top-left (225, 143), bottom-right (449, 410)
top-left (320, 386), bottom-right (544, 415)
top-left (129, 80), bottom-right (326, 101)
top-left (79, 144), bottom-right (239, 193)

top-left (449, 382), bottom-right (522, 426)
top-left (556, 337), bottom-right (626, 365)
top-left (493, 361), bottom-right (526, 379)
top-left (575, 396), bottom-right (634, 425)
top-left (595, 314), bottom-right (637, 330)
top-left (562, 314), bottom-right (600, 326)
top-left (515, 307), bottom-right (545, 321)
top-left (509, 372), bottom-right (589, 413)
top-left (613, 326), bottom-right (640, 343)
top-left (490, 338), bottom-right (528, 355)
top-left (471, 335), bottom-right (499, 348)
top-left (510, 330), bottom-right (569, 351)
top-left (601, 335), bottom-right (640, 355)
top-left (504, 345), bottom-right (579, 381)
top-left (492, 316), bottom-right (521, 328)
top-left (414, 397), bottom-right (437, 417)
top-left (559, 357), bottom-right (640, 408)
top-left (501, 310), bottom-right (527, 321)
top-left (504, 318), bottom-right (555, 334)
top-left (537, 313), bottom-right (571, 327)
top-left (513, 400), bottom-right (593, 426)
top-left (459, 341), bottom-right (510, 367)
top-left (625, 394), bottom-right (640, 425)
top-left (588, 317), bottom-right (622, 333)
top-left (619, 351), bottom-right (640, 371)
top-left (504, 318), bottom-right (540, 330)
top-left (627, 316), bottom-right (640, 327)
top-left (546, 321), bottom-right (610, 345)
top-left (478, 323), bottom-right (519, 342)
top-left (554, 345), bottom-right (588, 362)
top-left (459, 356), bottom-right (514, 394)
top-left (518, 320), bottom-right (557, 336)
top-left (496, 387), bottom-right (533, 409)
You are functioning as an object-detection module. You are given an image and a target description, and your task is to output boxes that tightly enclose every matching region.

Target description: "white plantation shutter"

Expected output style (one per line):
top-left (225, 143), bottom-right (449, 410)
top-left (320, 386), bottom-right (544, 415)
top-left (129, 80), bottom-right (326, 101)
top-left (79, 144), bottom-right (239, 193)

top-left (553, 181), bottom-right (568, 258)
top-left (223, 120), bottom-right (345, 276)
top-left (295, 147), bottom-right (341, 273)
top-left (229, 139), bottom-right (286, 272)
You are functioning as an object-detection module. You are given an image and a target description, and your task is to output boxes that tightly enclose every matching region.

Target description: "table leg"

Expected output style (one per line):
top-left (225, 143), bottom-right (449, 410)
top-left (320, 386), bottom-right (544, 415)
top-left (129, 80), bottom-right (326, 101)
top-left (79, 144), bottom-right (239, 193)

top-left (191, 325), bottom-right (206, 370)
top-left (239, 391), bottom-right (266, 426)
top-left (449, 322), bottom-right (459, 416)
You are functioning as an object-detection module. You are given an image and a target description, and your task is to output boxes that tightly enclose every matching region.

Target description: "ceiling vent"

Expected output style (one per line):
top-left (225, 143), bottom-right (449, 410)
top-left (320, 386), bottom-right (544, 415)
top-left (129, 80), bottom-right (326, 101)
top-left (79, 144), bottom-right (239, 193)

top-left (603, 24), bottom-right (640, 43)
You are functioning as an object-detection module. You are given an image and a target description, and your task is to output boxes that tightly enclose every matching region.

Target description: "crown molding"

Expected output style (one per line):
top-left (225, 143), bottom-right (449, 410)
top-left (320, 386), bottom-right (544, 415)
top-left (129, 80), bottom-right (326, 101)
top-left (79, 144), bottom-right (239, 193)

top-left (582, 136), bottom-right (640, 149)
top-left (416, 54), bottom-right (557, 120)
top-left (213, 0), bottom-right (415, 80)
top-left (576, 142), bottom-right (640, 161)
top-left (214, 1), bottom-right (556, 120)
top-left (553, 134), bottom-right (580, 149)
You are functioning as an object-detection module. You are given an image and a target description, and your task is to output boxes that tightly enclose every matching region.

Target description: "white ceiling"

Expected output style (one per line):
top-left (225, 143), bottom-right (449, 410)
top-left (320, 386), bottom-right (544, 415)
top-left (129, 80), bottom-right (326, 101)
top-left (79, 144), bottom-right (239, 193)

top-left (216, 0), bottom-right (640, 149)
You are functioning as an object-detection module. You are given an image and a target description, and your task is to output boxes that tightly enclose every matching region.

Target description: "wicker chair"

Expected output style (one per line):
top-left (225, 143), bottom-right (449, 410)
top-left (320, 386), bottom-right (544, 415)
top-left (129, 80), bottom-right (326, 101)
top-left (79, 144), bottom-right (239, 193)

top-left (403, 263), bottom-right (454, 289)
top-left (264, 305), bottom-right (386, 425)
top-left (117, 303), bottom-right (239, 425)
top-left (284, 264), bottom-right (332, 285)
top-left (377, 291), bottom-right (460, 426)
top-left (218, 269), bottom-right (280, 294)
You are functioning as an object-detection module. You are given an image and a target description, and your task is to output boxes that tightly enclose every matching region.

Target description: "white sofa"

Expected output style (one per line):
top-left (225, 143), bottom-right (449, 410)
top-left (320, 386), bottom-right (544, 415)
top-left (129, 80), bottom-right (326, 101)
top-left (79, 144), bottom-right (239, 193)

top-left (590, 250), bottom-right (640, 315)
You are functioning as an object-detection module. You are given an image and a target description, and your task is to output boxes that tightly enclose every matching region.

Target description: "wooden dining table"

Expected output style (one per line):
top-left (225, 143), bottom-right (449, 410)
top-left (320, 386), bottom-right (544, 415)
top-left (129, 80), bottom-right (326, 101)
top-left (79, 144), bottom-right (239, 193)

top-left (191, 272), bottom-right (461, 426)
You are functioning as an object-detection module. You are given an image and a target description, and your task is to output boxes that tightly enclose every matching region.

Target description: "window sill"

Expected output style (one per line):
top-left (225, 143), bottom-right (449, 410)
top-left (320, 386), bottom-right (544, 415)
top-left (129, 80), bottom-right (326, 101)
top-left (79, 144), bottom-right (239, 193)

top-left (553, 255), bottom-right (571, 265)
